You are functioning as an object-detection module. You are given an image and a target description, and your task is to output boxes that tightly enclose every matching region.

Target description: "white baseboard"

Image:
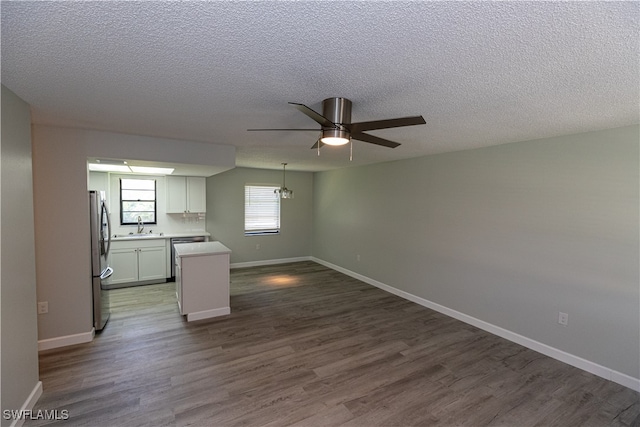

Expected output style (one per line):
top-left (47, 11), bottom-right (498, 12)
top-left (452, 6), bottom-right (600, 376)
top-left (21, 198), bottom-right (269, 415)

top-left (311, 257), bottom-right (640, 392)
top-left (231, 256), bottom-right (312, 269)
top-left (186, 307), bottom-right (230, 322)
top-left (8, 381), bottom-right (43, 427)
top-left (611, 370), bottom-right (640, 392)
top-left (38, 329), bottom-right (95, 351)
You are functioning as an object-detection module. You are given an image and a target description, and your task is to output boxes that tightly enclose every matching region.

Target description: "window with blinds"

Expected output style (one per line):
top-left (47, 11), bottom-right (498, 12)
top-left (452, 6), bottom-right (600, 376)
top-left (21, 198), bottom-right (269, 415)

top-left (244, 185), bottom-right (280, 235)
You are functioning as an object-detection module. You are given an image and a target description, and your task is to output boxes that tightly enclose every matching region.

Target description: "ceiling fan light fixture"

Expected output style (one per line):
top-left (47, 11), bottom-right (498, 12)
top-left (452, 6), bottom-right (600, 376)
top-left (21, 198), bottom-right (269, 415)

top-left (320, 128), bottom-right (350, 146)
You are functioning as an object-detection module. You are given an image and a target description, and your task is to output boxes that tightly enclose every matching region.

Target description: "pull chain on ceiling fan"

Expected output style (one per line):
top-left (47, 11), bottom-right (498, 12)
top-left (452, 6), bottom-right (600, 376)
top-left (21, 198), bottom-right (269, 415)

top-left (248, 97), bottom-right (426, 150)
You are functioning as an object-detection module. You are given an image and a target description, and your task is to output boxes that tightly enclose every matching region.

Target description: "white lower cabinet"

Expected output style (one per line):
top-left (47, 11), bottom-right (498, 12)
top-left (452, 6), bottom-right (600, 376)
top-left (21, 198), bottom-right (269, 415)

top-left (109, 247), bottom-right (138, 284)
top-left (109, 240), bottom-right (167, 286)
top-left (138, 246), bottom-right (166, 281)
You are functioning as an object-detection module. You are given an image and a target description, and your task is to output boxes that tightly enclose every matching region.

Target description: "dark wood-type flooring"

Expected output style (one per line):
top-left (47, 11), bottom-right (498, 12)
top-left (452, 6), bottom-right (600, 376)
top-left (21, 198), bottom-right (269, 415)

top-left (28, 261), bottom-right (639, 426)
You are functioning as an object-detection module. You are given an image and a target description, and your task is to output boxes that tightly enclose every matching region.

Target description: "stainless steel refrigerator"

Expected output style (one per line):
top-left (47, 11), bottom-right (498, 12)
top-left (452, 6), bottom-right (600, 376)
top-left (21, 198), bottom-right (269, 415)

top-left (89, 190), bottom-right (113, 331)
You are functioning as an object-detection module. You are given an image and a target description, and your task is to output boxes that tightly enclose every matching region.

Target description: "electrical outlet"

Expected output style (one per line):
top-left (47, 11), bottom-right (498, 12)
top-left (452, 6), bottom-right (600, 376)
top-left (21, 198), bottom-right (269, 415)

top-left (256, 243), bottom-right (260, 250)
top-left (357, 254), bottom-right (361, 262)
top-left (37, 301), bottom-right (48, 314)
top-left (558, 312), bottom-right (568, 326)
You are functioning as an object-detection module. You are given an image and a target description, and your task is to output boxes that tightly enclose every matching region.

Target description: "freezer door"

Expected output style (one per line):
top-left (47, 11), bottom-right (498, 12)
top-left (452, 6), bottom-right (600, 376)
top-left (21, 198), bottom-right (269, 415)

top-left (94, 267), bottom-right (113, 331)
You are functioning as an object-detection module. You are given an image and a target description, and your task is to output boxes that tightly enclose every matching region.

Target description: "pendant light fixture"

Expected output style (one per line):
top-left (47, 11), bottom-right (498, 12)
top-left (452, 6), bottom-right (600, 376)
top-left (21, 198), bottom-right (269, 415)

top-left (274, 163), bottom-right (294, 199)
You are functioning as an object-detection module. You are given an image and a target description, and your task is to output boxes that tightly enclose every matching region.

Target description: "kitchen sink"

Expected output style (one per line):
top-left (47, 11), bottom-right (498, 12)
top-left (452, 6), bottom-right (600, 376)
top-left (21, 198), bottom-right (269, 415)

top-left (113, 233), bottom-right (164, 239)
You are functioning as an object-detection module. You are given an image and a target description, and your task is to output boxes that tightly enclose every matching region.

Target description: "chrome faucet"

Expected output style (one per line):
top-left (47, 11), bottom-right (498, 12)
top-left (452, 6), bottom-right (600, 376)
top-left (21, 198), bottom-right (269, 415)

top-left (137, 216), bottom-right (144, 234)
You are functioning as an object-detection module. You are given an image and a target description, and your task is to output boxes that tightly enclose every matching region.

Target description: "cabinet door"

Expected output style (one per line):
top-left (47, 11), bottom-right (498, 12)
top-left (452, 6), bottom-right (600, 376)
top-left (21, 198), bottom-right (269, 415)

top-left (166, 176), bottom-right (187, 213)
top-left (138, 246), bottom-right (167, 281)
top-left (187, 177), bottom-right (206, 213)
top-left (109, 248), bottom-right (139, 284)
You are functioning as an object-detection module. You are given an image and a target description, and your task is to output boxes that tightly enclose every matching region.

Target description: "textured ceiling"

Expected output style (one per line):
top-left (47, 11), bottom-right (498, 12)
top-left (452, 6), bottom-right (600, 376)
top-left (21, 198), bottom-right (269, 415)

top-left (2, 1), bottom-right (638, 172)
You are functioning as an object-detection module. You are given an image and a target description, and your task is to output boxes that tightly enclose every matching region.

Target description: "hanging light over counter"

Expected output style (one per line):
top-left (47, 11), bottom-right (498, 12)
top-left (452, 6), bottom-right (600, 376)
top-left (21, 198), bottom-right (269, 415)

top-left (275, 163), bottom-right (294, 199)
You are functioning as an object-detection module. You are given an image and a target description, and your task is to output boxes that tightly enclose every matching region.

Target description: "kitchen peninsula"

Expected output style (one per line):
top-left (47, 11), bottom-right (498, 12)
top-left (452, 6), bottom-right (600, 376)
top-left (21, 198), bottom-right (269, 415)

top-left (174, 241), bottom-right (231, 321)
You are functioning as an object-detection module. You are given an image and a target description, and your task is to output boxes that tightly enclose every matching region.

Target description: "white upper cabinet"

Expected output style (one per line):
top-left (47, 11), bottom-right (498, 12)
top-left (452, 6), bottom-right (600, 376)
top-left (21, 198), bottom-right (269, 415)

top-left (186, 177), bottom-right (206, 213)
top-left (166, 176), bottom-right (206, 213)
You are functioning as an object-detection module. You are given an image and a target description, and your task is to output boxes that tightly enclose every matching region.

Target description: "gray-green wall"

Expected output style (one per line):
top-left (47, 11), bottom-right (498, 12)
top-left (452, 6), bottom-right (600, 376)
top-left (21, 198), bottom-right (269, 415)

top-left (313, 125), bottom-right (639, 381)
top-left (1, 85), bottom-right (41, 423)
top-left (206, 167), bottom-right (313, 264)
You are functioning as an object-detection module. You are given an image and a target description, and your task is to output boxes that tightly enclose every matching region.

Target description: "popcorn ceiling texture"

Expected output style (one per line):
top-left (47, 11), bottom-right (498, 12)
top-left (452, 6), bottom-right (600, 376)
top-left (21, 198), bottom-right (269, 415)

top-left (2, 1), bottom-right (638, 171)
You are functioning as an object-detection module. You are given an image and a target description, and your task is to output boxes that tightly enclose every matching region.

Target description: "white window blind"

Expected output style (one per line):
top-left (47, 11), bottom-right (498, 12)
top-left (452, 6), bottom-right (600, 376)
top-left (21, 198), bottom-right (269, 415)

top-left (245, 185), bottom-right (280, 234)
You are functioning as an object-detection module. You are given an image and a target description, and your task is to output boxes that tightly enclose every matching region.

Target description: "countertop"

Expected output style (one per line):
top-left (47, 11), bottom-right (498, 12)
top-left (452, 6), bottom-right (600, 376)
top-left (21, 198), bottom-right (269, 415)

top-left (174, 241), bottom-right (231, 257)
top-left (112, 232), bottom-right (210, 241)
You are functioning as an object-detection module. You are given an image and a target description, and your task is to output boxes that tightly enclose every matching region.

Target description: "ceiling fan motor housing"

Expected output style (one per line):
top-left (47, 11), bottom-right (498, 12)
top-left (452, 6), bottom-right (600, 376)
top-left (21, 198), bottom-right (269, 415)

top-left (322, 97), bottom-right (352, 128)
top-left (321, 97), bottom-right (352, 143)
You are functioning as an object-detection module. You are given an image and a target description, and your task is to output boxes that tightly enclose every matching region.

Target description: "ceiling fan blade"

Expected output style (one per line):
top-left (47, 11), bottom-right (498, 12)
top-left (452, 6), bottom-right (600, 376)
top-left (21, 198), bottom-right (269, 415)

top-left (247, 128), bottom-right (320, 131)
top-left (310, 140), bottom-right (326, 149)
top-left (350, 116), bottom-right (426, 133)
top-left (351, 132), bottom-right (401, 148)
top-left (289, 102), bottom-right (336, 128)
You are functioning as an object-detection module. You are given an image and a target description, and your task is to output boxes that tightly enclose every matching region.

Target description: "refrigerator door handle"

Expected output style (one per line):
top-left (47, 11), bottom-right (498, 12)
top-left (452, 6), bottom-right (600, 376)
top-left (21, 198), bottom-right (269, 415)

top-left (100, 266), bottom-right (113, 280)
top-left (101, 201), bottom-right (112, 258)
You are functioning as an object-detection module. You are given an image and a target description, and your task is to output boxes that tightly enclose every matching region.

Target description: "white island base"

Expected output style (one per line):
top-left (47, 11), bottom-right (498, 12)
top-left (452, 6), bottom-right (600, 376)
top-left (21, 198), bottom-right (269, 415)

top-left (174, 241), bottom-right (232, 322)
top-left (185, 307), bottom-right (230, 322)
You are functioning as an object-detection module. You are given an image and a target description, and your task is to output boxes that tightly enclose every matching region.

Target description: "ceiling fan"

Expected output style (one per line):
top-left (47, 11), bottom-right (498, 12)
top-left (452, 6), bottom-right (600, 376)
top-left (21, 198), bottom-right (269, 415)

top-left (248, 97), bottom-right (426, 149)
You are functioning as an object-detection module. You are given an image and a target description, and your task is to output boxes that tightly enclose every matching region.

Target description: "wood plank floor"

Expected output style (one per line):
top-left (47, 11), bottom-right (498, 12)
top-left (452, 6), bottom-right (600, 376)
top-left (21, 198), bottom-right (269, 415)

top-left (28, 261), bottom-right (639, 426)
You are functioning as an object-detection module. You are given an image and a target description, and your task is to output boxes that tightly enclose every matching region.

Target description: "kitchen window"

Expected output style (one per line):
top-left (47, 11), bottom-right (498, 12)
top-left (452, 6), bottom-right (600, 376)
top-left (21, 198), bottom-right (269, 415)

top-left (244, 185), bottom-right (280, 235)
top-left (120, 178), bottom-right (157, 225)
